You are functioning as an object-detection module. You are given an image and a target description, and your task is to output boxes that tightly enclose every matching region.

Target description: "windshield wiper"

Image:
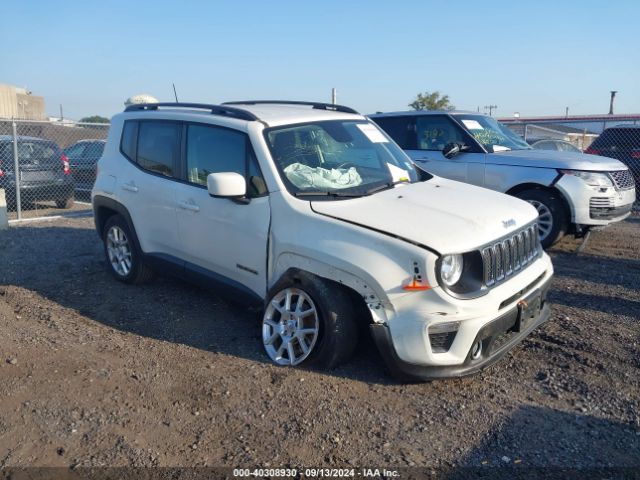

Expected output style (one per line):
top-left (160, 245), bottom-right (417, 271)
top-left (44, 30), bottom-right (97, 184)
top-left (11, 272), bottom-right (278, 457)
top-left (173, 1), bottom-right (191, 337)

top-left (363, 179), bottom-right (411, 196)
top-left (294, 190), bottom-right (364, 198)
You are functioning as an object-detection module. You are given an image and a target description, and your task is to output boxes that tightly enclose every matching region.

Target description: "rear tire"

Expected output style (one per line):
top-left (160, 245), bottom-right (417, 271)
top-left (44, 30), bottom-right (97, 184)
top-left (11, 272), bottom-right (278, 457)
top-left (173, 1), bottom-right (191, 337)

top-left (102, 214), bottom-right (153, 284)
top-left (56, 197), bottom-right (74, 209)
top-left (262, 273), bottom-right (358, 369)
top-left (515, 189), bottom-right (568, 248)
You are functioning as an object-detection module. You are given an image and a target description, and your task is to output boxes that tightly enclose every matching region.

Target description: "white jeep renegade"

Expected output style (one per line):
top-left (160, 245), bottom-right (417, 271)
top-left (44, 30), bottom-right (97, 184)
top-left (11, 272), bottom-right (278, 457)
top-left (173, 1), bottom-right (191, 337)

top-left (92, 101), bottom-right (554, 380)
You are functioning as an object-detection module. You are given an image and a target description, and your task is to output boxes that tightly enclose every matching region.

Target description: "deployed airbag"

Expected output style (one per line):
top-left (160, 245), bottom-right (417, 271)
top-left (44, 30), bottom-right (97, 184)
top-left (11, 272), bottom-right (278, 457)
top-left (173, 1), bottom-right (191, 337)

top-left (284, 163), bottom-right (362, 190)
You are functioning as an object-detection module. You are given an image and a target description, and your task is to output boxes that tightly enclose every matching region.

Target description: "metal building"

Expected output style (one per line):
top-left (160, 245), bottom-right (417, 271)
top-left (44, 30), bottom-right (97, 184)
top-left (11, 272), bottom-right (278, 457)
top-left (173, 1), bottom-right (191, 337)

top-left (0, 83), bottom-right (46, 120)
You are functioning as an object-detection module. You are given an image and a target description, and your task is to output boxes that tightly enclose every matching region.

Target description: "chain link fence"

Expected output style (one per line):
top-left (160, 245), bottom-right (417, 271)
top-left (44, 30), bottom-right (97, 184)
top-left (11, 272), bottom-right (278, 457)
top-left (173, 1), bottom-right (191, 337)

top-left (0, 119), bottom-right (110, 221)
top-left (582, 125), bottom-right (640, 200)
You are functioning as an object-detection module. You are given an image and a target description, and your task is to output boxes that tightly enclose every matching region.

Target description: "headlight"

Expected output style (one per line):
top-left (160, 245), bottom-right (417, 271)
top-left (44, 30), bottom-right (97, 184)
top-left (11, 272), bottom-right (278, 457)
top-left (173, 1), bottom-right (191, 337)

top-left (440, 254), bottom-right (463, 286)
top-left (559, 170), bottom-right (613, 188)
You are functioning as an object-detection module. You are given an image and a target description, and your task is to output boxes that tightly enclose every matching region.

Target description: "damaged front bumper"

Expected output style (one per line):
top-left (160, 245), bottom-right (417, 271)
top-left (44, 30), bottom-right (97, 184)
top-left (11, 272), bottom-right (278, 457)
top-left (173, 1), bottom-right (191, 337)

top-left (371, 275), bottom-right (553, 381)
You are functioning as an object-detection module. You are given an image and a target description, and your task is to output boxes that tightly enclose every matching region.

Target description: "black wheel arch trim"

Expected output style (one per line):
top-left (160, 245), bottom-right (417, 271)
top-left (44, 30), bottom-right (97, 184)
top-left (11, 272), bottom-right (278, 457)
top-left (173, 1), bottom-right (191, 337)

top-left (92, 196), bottom-right (144, 254)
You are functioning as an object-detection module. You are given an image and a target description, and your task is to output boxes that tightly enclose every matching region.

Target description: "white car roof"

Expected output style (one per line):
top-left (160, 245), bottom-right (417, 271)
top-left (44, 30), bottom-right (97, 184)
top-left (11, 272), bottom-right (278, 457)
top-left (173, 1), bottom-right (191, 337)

top-left (119, 102), bottom-right (366, 128)
top-left (232, 103), bottom-right (364, 127)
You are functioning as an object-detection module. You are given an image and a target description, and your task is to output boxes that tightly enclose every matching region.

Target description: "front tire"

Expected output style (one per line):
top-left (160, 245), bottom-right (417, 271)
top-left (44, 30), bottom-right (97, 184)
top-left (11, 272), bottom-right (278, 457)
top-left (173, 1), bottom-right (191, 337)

top-left (262, 274), bottom-right (358, 369)
top-left (515, 189), bottom-right (568, 248)
top-left (102, 214), bottom-right (153, 284)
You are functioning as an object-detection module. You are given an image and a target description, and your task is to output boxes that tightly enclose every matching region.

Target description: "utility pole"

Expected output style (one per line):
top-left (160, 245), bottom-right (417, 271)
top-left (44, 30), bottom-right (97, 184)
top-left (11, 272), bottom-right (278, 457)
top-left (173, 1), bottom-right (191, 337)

top-left (608, 91), bottom-right (617, 115)
top-left (331, 88), bottom-right (337, 105)
top-left (484, 105), bottom-right (497, 116)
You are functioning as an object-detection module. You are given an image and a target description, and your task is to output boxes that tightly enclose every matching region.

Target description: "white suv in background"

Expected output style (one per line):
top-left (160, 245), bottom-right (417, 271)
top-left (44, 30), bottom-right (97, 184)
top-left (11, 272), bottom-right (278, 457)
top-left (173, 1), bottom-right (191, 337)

top-left (92, 101), bottom-right (553, 380)
top-left (370, 111), bottom-right (636, 248)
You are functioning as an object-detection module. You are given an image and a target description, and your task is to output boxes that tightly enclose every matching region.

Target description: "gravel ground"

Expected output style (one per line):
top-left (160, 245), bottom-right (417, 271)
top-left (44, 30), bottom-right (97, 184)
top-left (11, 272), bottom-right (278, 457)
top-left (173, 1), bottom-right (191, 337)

top-left (0, 214), bottom-right (638, 472)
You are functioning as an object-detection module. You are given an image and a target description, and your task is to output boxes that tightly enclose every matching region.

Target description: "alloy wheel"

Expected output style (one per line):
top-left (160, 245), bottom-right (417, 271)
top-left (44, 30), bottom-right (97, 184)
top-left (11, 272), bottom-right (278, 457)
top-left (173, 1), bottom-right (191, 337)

top-left (262, 288), bottom-right (320, 366)
top-left (528, 199), bottom-right (553, 242)
top-left (106, 225), bottom-right (132, 277)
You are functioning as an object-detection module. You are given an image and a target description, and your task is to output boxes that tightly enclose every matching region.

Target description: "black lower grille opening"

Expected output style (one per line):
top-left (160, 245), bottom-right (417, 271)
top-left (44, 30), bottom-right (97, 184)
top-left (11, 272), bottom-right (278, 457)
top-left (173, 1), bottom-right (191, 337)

top-left (429, 331), bottom-right (457, 353)
top-left (491, 330), bottom-right (518, 353)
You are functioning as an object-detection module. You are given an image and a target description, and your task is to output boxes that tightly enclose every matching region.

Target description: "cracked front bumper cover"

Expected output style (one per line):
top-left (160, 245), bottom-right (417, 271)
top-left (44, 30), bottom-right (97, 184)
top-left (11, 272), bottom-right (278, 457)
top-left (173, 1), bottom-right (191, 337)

top-left (371, 279), bottom-right (553, 381)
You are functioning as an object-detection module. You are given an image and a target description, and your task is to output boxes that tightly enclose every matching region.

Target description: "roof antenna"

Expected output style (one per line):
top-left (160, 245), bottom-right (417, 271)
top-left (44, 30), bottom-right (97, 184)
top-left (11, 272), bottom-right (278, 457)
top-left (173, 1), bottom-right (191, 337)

top-left (172, 83), bottom-right (179, 102)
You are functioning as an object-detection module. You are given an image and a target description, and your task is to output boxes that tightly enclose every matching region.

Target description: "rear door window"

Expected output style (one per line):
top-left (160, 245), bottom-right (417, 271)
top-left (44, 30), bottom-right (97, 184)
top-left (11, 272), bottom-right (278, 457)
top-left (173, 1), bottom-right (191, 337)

top-left (136, 121), bottom-right (181, 177)
top-left (371, 116), bottom-right (417, 149)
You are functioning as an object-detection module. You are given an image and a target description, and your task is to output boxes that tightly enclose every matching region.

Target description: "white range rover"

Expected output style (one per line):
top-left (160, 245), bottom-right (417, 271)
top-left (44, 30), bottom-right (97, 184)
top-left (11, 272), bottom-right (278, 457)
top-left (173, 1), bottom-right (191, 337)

top-left (92, 101), bottom-right (554, 380)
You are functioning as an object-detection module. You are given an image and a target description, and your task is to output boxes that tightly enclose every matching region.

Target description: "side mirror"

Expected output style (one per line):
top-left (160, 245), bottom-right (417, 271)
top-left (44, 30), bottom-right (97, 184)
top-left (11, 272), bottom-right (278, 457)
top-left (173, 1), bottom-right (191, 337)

top-left (207, 172), bottom-right (246, 198)
top-left (442, 142), bottom-right (461, 159)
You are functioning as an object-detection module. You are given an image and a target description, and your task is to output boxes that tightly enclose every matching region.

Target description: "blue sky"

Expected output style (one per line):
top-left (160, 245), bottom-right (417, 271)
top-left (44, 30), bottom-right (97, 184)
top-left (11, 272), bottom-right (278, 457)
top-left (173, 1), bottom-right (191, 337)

top-left (1, 0), bottom-right (638, 120)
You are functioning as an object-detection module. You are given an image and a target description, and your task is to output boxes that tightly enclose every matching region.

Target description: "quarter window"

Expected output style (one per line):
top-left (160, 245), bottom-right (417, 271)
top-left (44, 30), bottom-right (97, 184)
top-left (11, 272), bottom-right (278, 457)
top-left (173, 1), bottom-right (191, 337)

top-left (136, 121), bottom-right (181, 177)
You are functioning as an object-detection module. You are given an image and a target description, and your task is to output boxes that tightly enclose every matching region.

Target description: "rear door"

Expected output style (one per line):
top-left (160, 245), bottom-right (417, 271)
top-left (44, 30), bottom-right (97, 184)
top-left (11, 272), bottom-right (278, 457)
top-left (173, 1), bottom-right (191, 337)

top-left (117, 120), bottom-right (182, 257)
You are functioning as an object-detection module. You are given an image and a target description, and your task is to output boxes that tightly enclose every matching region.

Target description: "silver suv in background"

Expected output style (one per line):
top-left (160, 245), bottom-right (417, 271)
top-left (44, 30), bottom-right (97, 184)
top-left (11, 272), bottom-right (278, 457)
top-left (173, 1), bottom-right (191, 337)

top-left (370, 111), bottom-right (636, 247)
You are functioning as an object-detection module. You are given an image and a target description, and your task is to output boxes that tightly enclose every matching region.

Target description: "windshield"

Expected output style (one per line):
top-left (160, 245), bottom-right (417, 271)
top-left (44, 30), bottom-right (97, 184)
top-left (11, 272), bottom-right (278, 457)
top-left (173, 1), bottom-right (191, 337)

top-left (264, 120), bottom-right (419, 197)
top-left (455, 115), bottom-right (530, 152)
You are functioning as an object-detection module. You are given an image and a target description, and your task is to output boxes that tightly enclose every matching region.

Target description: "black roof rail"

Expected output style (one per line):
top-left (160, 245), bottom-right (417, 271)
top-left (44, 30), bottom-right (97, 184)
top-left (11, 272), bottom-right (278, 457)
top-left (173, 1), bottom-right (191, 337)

top-left (123, 102), bottom-right (259, 122)
top-left (222, 100), bottom-right (360, 115)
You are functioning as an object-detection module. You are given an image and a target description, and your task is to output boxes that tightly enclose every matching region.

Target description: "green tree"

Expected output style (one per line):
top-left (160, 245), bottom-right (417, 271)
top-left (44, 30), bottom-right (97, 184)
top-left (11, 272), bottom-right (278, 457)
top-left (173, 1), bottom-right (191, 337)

top-left (409, 91), bottom-right (454, 111)
top-left (79, 115), bottom-right (110, 124)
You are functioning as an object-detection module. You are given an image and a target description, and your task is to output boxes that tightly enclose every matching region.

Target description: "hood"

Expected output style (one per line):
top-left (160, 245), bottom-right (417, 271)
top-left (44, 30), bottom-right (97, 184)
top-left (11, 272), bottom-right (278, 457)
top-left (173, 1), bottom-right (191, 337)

top-left (486, 149), bottom-right (626, 171)
top-left (311, 178), bottom-right (538, 254)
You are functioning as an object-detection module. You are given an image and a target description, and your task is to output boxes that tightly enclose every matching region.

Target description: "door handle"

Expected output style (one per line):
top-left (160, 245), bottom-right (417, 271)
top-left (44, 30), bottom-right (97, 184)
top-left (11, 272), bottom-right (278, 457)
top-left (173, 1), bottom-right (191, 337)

top-left (414, 157), bottom-right (431, 162)
top-left (178, 200), bottom-right (200, 212)
top-left (121, 182), bottom-right (138, 193)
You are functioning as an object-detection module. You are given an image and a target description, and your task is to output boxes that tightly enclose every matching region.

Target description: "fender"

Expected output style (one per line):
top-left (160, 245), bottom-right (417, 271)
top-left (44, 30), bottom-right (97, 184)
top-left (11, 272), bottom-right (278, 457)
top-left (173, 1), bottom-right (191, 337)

top-left (272, 253), bottom-right (390, 324)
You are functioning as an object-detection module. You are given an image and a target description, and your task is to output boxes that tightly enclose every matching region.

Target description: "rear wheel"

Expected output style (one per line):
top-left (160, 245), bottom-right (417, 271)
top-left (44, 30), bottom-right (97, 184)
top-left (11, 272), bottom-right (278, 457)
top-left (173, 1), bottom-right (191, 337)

top-left (262, 274), bottom-right (358, 369)
top-left (102, 214), bottom-right (153, 284)
top-left (515, 189), bottom-right (568, 248)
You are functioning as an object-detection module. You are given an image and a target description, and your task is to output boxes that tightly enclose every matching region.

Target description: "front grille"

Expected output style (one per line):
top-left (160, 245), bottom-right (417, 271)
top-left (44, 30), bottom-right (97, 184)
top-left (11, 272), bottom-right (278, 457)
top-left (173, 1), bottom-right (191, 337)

top-left (481, 224), bottom-right (540, 287)
top-left (609, 170), bottom-right (635, 190)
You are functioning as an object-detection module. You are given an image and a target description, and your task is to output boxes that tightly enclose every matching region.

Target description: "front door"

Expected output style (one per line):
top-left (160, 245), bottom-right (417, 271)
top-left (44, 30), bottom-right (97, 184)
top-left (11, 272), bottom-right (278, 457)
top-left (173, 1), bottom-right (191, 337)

top-left (406, 115), bottom-right (485, 186)
top-left (174, 123), bottom-right (271, 298)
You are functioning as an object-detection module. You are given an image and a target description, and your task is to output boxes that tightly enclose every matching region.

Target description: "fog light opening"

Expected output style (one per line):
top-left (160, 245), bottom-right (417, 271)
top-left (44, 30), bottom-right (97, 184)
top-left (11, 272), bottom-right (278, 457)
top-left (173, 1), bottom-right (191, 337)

top-left (470, 340), bottom-right (482, 360)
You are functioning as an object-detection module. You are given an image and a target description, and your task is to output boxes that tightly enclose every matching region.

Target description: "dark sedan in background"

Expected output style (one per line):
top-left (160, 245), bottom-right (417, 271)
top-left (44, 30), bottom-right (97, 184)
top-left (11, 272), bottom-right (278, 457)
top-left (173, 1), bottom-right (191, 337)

top-left (63, 139), bottom-right (105, 192)
top-left (0, 135), bottom-right (75, 209)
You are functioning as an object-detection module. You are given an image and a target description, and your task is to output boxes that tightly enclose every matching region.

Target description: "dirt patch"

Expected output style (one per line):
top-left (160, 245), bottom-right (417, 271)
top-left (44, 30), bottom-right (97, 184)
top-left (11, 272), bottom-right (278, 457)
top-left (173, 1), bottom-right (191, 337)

top-left (0, 215), bottom-right (638, 469)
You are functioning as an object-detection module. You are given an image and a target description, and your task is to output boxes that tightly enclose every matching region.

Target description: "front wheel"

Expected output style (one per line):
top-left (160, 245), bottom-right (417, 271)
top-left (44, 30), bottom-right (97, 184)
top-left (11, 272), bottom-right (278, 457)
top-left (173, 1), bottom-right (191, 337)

top-left (515, 189), bottom-right (568, 248)
top-left (262, 274), bottom-right (358, 369)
